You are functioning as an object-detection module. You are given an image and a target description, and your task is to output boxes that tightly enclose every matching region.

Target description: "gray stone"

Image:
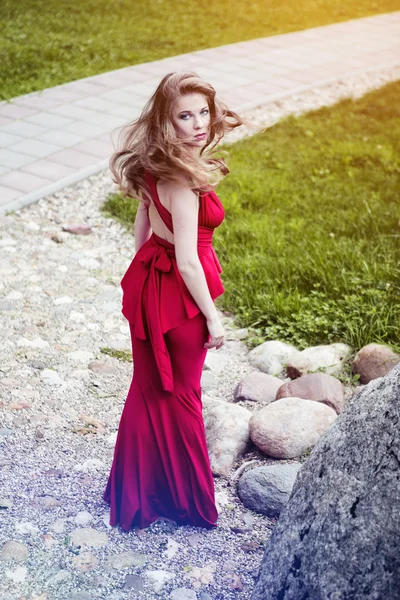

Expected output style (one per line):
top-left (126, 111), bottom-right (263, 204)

top-left (204, 402), bottom-right (252, 476)
top-left (0, 301), bottom-right (15, 311)
top-left (0, 497), bottom-right (13, 509)
top-left (1, 540), bottom-right (28, 562)
top-left (124, 574), bottom-right (145, 591)
top-left (248, 340), bottom-right (300, 376)
top-left (62, 224), bottom-right (93, 235)
top-left (276, 372), bottom-right (345, 414)
top-left (237, 463), bottom-right (302, 517)
top-left (286, 343), bottom-right (352, 378)
top-left (198, 594), bottom-right (212, 600)
top-left (352, 343), bottom-right (400, 384)
top-left (88, 360), bottom-right (118, 376)
top-left (170, 587), bottom-right (197, 600)
top-left (251, 364), bottom-right (400, 600)
top-left (234, 371), bottom-right (283, 404)
top-left (145, 570), bottom-right (175, 593)
top-left (69, 593), bottom-right (92, 600)
top-left (106, 551), bottom-right (148, 570)
top-left (70, 527), bottom-right (108, 547)
top-left (0, 428), bottom-right (14, 438)
top-left (250, 397), bottom-right (337, 459)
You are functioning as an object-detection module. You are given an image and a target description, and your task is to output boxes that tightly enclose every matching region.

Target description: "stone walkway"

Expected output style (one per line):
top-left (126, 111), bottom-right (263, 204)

top-left (1, 10), bottom-right (399, 214)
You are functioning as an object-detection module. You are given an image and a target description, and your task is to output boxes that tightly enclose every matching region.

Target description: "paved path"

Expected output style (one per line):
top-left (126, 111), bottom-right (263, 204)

top-left (0, 11), bottom-right (399, 214)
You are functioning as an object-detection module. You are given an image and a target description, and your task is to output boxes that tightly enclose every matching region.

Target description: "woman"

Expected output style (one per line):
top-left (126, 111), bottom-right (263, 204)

top-left (103, 71), bottom-right (248, 531)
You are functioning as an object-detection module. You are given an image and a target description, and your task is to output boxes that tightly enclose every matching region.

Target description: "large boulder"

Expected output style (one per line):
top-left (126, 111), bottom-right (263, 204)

top-left (234, 371), bottom-right (283, 404)
top-left (203, 402), bottom-right (252, 477)
top-left (249, 397), bottom-right (337, 459)
top-left (275, 372), bottom-right (345, 414)
top-left (286, 343), bottom-right (352, 378)
top-left (248, 341), bottom-right (300, 376)
top-left (251, 364), bottom-right (400, 600)
top-left (237, 463), bottom-right (302, 517)
top-left (352, 343), bottom-right (399, 384)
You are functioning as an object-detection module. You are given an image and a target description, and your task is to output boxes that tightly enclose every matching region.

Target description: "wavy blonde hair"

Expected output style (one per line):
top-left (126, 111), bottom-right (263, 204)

top-left (109, 71), bottom-right (252, 200)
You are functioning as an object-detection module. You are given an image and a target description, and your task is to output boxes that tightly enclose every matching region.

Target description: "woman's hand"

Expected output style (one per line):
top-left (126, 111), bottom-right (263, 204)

top-left (204, 316), bottom-right (225, 350)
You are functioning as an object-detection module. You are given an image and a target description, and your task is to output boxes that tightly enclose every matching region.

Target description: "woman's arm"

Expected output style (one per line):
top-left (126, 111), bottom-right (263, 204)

top-left (134, 200), bottom-right (152, 253)
top-left (169, 181), bottom-right (220, 324)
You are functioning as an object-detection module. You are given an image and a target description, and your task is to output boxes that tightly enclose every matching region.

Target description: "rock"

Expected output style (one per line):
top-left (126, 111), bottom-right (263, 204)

top-left (251, 364), bottom-right (400, 600)
top-left (73, 458), bottom-right (104, 472)
top-left (6, 290), bottom-right (23, 300)
top-left (17, 337), bottom-right (49, 348)
top-left (188, 563), bottom-right (216, 589)
top-left (67, 350), bottom-right (93, 362)
top-left (69, 310), bottom-right (86, 323)
top-left (170, 588), bottom-right (197, 600)
top-left (33, 495), bottom-right (62, 510)
top-left (248, 340), bottom-right (300, 376)
top-left (204, 402), bottom-right (252, 476)
top-left (237, 463), bottom-right (302, 517)
top-left (145, 570), bottom-right (176, 593)
top-left (62, 224), bottom-right (93, 235)
top-left (41, 369), bottom-right (63, 386)
top-left (50, 519), bottom-right (65, 533)
top-left (164, 537), bottom-right (181, 560)
top-left (71, 552), bottom-right (99, 572)
top-left (88, 360), bottom-right (118, 376)
top-left (124, 574), bottom-right (145, 591)
top-left (226, 327), bottom-right (249, 341)
top-left (0, 377), bottom-right (20, 387)
top-left (0, 300), bottom-right (15, 311)
top-left (198, 594), bottom-right (212, 600)
top-left (106, 551), bottom-right (148, 570)
top-left (74, 511), bottom-right (93, 526)
top-left (352, 343), bottom-right (400, 384)
top-left (1, 540), bottom-right (28, 562)
top-left (223, 572), bottom-right (243, 590)
top-left (27, 359), bottom-right (46, 370)
top-left (203, 351), bottom-right (229, 374)
top-left (54, 296), bottom-right (73, 305)
top-left (70, 528), bottom-right (108, 548)
top-left (5, 565), bottom-right (27, 582)
top-left (249, 397), bottom-right (337, 459)
top-left (46, 569), bottom-right (71, 585)
top-left (0, 497), bottom-right (13, 509)
top-left (286, 343), bottom-right (352, 378)
top-left (234, 371), bottom-right (283, 404)
top-left (15, 522), bottom-right (40, 535)
top-left (69, 593), bottom-right (92, 600)
top-left (276, 372), bottom-right (345, 414)
top-left (41, 534), bottom-right (59, 547)
top-left (187, 533), bottom-right (202, 547)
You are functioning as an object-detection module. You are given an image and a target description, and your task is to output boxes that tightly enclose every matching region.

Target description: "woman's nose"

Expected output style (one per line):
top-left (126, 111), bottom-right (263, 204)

top-left (194, 116), bottom-right (204, 129)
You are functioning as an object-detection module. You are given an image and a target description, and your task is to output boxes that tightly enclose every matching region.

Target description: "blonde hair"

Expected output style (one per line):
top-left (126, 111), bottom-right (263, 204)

top-left (109, 71), bottom-right (250, 200)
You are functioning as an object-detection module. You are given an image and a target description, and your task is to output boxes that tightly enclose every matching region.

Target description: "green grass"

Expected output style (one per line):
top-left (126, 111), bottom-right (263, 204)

top-left (1, 0), bottom-right (399, 100)
top-left (101, 80), bottom-right (400, 353)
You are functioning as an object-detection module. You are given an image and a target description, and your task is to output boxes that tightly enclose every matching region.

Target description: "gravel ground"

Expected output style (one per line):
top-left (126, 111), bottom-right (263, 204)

top-left (1, 64), bottom-right (398, 600)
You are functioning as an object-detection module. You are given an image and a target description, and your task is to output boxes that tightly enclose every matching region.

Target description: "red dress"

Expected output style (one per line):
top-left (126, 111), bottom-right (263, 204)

top-left (103, 170), bottom-right (225, 530)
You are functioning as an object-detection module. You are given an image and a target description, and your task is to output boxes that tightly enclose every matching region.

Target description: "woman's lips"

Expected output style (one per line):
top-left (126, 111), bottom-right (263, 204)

top-left (195, 133), bottom-right (206, 139)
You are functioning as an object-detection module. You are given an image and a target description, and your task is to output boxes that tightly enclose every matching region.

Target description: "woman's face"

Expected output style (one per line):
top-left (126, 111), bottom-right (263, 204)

top-left (171, 93), bottom-right (211, 147)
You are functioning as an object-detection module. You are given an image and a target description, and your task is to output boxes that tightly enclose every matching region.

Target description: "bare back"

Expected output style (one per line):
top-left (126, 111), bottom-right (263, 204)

top-left (147, 179), bottom-right (199, 245)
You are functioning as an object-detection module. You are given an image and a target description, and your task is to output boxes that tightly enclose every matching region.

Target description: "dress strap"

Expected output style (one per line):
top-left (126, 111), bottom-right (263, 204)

top-left (144, 171), bottom-right (174, 233)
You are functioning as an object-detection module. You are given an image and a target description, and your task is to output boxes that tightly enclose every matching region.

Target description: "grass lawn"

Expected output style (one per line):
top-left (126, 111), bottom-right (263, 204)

top-left (102, 80), bottom-right (400, 356)
top-left (1, 0), bottom-right (399, 100)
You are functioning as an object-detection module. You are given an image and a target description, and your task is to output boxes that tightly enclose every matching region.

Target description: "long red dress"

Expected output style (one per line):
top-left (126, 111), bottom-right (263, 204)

top-left (103, 170), bottom-right (225, 530)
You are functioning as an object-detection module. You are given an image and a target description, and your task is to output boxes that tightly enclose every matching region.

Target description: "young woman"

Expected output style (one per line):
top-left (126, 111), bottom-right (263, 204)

top-left (104, 71), bottom-right (248, 531)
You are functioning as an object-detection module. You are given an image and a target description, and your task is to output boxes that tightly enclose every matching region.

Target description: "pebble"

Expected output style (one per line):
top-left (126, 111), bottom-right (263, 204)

top-left (5, 565), bottom-right (28, 582)
top-left (74, 511), bottom-right (94, 526)
top-left (124, 574), bottom-right (145, 591)
top-left (0, 540), bottom-right (28, 562)
top-left (69, 528), bottom-right (108, 547)
top-left (40, 369), bottom-right (63, 385)
top-left (71, 552), bottom-right (99, 572)
top-left (145, 570), bottom-right (176, 593)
